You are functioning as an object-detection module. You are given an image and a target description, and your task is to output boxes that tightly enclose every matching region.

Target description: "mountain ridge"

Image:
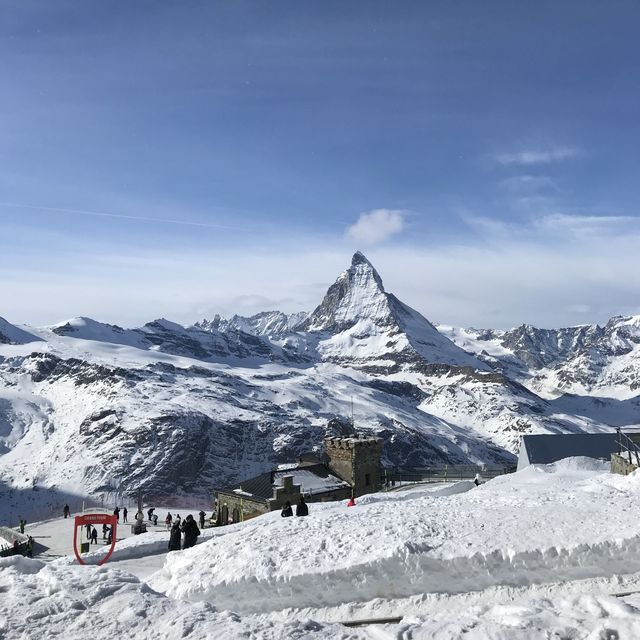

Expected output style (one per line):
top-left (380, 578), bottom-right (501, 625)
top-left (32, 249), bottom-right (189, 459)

top-left (0, 252), bottom-right (638, 511)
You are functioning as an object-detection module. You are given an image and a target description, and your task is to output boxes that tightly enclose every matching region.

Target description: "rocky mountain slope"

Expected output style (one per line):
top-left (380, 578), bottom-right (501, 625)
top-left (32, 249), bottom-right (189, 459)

top-left (0, 252), bottom-right (638, 509)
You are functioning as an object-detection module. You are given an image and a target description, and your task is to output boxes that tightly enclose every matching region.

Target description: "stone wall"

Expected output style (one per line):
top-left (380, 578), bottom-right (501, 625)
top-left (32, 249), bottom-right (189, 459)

top-left (268, 475), bottom-right (302, 511)
top-left (324, 436), bottom-right (382, 497)
top-left (216, 491), bottom-right (269, 524)
top-left (611, 453), bottom-right (638, 476)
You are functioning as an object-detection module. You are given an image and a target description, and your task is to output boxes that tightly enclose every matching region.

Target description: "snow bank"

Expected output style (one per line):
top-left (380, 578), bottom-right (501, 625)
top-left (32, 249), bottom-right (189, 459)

top-left (150, 464), bottom-right (640, 614)
top-left (0, 556), bottom-right (358, 639)
top-left (535, 456), bottom-right (611, 473)
top-left (5, 551), bottom-right (640, 639)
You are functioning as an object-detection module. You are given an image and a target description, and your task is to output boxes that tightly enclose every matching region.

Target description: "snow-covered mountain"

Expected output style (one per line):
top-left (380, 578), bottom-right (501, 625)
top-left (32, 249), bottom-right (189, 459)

top-left (0, 252), bottom-right (638, 512)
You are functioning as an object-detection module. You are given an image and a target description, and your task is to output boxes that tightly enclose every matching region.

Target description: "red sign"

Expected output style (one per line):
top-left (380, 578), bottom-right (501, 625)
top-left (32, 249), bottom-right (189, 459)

top-left (73, 513), bottom-right (118, 566)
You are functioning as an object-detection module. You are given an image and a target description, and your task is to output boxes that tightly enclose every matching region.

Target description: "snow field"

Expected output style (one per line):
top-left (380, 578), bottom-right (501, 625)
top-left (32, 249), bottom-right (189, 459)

top-left (150, 461), bottom-right (640, 615)
top-left (6, 460), bottom-right (640, 638)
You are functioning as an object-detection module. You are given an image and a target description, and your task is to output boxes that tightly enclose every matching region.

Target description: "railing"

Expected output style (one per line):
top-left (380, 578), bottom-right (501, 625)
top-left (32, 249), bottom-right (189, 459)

top-left (381, 464), bottom-right (515, 488)
top-left (616, 428), bottom-right (640, 467)
top-left (0, 526), bottom-right (29, 558)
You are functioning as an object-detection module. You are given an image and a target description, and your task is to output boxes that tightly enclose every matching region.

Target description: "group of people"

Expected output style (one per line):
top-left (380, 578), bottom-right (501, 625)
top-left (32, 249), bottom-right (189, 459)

top-left (112, 506), bottom-right (128, 523)
top-left (281, 496), bottom-right (309, 517)
top-left (1, 536), bottom-right (34, 558)
top-left (168, 514), bottom-right (201, 551)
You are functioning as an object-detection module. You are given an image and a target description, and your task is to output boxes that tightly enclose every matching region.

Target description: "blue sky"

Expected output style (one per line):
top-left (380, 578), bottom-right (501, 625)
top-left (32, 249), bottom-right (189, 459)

top-left (1, 1), bottom-right (639, 328)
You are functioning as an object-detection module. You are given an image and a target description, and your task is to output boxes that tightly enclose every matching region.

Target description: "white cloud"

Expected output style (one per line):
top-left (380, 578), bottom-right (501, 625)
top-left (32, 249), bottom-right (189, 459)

top-left (2, 212), bottom-right (639, 330)
top-left (345, 209), bottom-right (405, 246)
top-left (499, 175), bottom-right (558, 194)
top-left (495, 146), bottom-right (581, 166)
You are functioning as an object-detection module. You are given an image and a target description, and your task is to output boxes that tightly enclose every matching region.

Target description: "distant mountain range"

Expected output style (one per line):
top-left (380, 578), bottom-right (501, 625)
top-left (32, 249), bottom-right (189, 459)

top-left (0, 251), bottom-right (638, 509)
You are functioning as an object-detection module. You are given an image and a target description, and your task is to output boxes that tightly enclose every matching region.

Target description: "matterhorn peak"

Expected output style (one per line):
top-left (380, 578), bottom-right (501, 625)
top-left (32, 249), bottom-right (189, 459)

top-left (302, 252), bottom-right (391, 331)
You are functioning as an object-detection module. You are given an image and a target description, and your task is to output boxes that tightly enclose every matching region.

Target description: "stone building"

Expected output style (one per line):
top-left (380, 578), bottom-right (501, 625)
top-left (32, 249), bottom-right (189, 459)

top-left (215, 435), bottom-right (382, 524)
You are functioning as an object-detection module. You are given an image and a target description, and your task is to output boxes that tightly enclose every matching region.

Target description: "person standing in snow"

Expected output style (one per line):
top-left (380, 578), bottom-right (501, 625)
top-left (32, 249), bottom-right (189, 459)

top-left (85, 523), bottom-right (92, 539)
top-left (63, 504), bottom-right (70, 518)
top-left (113, 506), bottom-right (120, 522)
top-left (102, 524), bottom-right (108, 540)
top-left (26, 536), bottom-right (34, 558)
top-left (174, 514), bottom-right (181, 527)
top-left (147, 507), bottom-right (155, 522)
top-left (19, 518), bottom-right (26, 534)
top-left (281, 501), bottom-right (293, 517)
top-left (181, 515), bottom-right (200, 549)
top-left (295, 497), bottom-right (308, 517)
top-left (90, 527), bottom-right (98, 544)
top-left (168, 522), bottom-right (182, 551)
top-left (107, 526), bottom-right (113, 545)
top-left (198, 510), bottom-right (206, 529)
top-left (165, 512), bottom-right (173, 530)
top-left (123, 507), bottom-right (128, 523)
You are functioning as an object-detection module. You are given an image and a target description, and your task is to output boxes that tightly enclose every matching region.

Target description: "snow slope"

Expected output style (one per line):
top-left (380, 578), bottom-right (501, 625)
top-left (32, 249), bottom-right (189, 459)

top-left (150, 461), bottom-right (640, 613)
top-left (5, 461), bottom-right (640, 638)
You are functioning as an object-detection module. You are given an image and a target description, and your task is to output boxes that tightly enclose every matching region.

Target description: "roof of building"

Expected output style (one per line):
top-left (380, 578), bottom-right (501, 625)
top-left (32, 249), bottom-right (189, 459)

top-left (219, 462), bottom-right (350, 502)
top-left (518, 432), bottom-right (621, 467)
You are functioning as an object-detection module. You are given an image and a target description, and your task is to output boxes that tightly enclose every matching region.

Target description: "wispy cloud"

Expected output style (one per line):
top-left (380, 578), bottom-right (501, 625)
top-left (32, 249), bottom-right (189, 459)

top-left (499, 175), bottom-right (558, 194)
top-left (494, 146), bottom-right (581, 166)
top-left (345, 209), bottom-right (405, 246)
top-left (0, 202), bottom-right (245, 231)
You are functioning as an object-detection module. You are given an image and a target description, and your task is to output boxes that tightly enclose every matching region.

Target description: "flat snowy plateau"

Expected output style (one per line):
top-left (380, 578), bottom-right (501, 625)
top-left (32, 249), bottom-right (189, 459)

top-left (4, 459), bottom-right (640, 638)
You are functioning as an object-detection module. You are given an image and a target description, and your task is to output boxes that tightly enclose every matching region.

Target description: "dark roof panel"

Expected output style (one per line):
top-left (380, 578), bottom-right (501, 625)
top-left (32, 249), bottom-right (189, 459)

top-left (520, 433), bottom-right (619, 466)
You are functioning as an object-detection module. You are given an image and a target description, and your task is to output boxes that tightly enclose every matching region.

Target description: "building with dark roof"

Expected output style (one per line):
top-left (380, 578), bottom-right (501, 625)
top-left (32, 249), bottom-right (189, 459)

top-left (516, 432), bottom-right (632, 471)
top-left (215, 435), bottom-right (382, 524)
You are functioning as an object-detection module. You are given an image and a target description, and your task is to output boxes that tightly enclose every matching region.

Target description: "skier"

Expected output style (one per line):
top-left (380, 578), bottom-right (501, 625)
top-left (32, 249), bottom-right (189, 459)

top-left (165, 512), bottom-right (173, 530)
top-left (168, 522), bottom-right (182, 552)
top-left (113, 506), bottom-right (120, 522)
top-left (295, 497), bottom-right (309, 517)
top-left (63, 504), bottom-right (70, 519)
top-left (181, 515), bottom-right (200, 549)
top-left (90, 527), bottom-right (98, 544)
top-left (281, 501), bottom-right (293, 517)
top-left (123, 507), bottom-right (128, 523)
top-left (198, 510), bottom-right (206, 529)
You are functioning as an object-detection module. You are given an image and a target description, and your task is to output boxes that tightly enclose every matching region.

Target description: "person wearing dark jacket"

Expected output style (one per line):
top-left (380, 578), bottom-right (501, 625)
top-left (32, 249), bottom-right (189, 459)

top-left (181, 515), bottom-right (200, 549)
top-left (90, 527), bottom-right (98, 544)
top-left (113, 507), bottom-right (120, 522)
top-left (295, 497), bottom-right (309, 517)
top-left (168, 523), bottom-right (182, 551)
top-left (123, 507), bottom-right (128, 523)
top-left (281, 501), bottom-right (293, 517)
top-left (198, 510), bottom-right (206, 529)
top-left (63, 505), bottom-right (70, 519)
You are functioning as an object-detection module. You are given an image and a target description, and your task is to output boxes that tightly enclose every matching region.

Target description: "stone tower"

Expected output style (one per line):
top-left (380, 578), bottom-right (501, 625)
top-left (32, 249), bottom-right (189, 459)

top-left (324, 435), bottom-right (383, 497)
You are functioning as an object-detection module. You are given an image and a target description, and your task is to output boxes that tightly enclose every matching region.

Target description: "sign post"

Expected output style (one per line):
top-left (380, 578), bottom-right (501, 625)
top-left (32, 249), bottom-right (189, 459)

top-left (73, 513), bottom-right (117, 566)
